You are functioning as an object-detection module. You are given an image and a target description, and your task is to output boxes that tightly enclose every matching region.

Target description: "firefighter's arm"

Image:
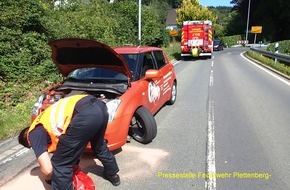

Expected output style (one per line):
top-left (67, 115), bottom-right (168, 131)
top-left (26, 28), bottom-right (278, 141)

top-left (37, 151), bottom-right (53, 182)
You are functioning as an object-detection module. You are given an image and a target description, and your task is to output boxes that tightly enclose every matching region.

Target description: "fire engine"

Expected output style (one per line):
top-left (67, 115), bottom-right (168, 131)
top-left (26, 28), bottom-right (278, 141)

top-left (181, 20), bottom-right (213, 58)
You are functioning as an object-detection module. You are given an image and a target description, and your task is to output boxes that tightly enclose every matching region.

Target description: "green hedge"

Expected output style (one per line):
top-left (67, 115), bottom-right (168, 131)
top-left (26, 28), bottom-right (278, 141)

top-left (267, 40), bottom-right (290, 55)
top-left (0, 0), bottom-right (171, 109)
top-left (220, 35), bottom-right (245, 47)
top-left (0, 0), bottom-right (172, 140)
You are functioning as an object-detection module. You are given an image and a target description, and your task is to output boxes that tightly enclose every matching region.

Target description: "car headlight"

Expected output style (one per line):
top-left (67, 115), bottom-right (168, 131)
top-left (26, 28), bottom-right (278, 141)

top-left (32, 94), bottom-right (46, 116)
top-left (106, 99), bottom-right (121, 122)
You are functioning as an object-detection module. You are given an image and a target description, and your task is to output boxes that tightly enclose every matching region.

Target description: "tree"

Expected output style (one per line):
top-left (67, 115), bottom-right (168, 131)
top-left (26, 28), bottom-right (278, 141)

top-left (207, 6), bottom-right (232, 38)
top-left (229, 0), bottom-right (290, 42)
top-left (168, 0), bottom-right (182, 8)
top-left (176, 0), bottom-right (217, 27)
top-left (0, 0), bottom-right (52, 83)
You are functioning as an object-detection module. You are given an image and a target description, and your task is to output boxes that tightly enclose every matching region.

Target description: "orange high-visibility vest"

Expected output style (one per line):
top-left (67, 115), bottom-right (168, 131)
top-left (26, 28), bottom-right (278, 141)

top-left (28, 94), bottom-right (88, 152)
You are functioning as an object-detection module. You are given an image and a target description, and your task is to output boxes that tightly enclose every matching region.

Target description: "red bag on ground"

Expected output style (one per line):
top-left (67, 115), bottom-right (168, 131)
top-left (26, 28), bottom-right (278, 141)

top-left (73, 165), bottom-right (95, 190)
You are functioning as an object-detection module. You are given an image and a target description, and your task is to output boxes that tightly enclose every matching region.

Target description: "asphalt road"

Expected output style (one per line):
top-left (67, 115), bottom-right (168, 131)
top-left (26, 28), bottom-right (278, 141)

top-left (0, 47), bottom-right (289, 190)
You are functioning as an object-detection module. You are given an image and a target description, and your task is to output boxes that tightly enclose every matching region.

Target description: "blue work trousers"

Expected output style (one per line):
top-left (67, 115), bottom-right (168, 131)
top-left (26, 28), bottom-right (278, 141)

top-left (51, 98), bottom-right (119, 190)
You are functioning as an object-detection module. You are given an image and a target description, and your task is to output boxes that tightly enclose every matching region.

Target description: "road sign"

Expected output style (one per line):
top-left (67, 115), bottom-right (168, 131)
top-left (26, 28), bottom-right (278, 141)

top-left (169, 29), bottom-right (178, 37)
top-left (251, 26), bottom-right (262, 33)
top-left (237, 40), bottom-right (248, 44)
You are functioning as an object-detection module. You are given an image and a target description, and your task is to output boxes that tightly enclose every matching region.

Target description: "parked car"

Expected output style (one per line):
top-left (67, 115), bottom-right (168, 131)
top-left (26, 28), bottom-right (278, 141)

top-left (31, 38), bottom-right (177, 151)
top-left (213, 40), bottom-right (224, 51)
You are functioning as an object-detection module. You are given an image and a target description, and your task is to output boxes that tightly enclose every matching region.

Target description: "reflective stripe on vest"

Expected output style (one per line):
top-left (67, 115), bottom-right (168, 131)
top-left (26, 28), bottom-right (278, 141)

top-left (50, 96), bottom-right (70, 136)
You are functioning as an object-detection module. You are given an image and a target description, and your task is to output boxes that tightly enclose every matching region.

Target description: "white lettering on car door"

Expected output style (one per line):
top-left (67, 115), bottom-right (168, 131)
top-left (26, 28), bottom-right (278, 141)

top-left (162, 71), bottom-right (172, 95)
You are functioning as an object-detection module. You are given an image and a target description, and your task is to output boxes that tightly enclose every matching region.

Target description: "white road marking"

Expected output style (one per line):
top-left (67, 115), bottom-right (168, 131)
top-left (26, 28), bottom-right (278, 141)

top-left (205, 100), bottom-right (216, 190)
top-left (209, 70), bottom-right (214, 87)
top-left (241, 52), bottom-right (290, 86)
top-left (206, 59), bottom-right (216, 189)
top-left (0, 147), bottom-right (30, 165)
top-left (172, 60), bottom-right (181, 66)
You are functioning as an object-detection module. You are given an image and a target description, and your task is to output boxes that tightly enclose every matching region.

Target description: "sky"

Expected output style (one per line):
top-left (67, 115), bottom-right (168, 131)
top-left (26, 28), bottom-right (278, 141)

top-left (199, 0), bottom-right (232, 7)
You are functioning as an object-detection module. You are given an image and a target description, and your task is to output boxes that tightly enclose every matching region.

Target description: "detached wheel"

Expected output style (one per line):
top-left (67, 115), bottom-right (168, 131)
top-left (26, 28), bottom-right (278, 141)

top-left (167, 81), bottom-right (177, 105)
top-left (129, 107), bottom-right (157, 144)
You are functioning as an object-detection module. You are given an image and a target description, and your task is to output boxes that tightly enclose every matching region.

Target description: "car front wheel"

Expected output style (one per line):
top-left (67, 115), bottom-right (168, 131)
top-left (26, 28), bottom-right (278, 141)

top-left (129, 107), bottom-right (157, 144)
top-left (167, 81), bottom-right (177, 105)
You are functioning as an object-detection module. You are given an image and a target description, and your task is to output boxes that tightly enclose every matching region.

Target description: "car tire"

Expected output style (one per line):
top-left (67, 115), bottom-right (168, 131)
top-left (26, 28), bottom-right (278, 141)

top-left (167, 81), bottom-right (177, 105)
top-left (129, 107), bottom-right (157, 144)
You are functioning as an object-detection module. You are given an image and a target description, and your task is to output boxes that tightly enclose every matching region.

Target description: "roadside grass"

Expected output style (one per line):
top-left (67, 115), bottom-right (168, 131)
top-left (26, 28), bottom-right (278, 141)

top-left (0, 99), bottom-right (34, 140)
top-left (245, 50), bottom-right (290, 77)
top-left (163, 41), bottom-right (181, 61)
top-left (0, 82), bottom-right (53, 141)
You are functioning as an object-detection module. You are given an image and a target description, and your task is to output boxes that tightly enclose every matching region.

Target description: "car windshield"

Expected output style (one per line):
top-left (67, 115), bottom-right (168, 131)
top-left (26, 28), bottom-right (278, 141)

top-left (68, 67), bottom-right (128, 81)
top-left (67, 54), bottom-right (140, 82)
top-left (213, 40), bottom-right (220, 45)
top-left (119, 53), bottom-right (140, 80)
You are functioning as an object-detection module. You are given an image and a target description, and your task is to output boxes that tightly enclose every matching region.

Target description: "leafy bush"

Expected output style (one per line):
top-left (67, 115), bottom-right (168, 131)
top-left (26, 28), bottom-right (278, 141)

top-left (267, 40), bottom-right (290, 55)
top-left (163, 41), bottom-right (181, 60)
top-left (246, 51), bottom-right (290, 77)
top-left (220, 35), bottom-right (244, 47)
top-left (0, 0), bottom-right (174, 140)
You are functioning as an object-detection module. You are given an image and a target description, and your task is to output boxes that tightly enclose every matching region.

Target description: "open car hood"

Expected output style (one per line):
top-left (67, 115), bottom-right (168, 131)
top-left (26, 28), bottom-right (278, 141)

top-left (48, 38), bottom-right (132, 78)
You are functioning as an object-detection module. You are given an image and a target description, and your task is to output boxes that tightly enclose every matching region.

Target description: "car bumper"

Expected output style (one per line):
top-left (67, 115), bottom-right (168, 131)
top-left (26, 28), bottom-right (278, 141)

top-left (105, 114), bottom-right (132, 151)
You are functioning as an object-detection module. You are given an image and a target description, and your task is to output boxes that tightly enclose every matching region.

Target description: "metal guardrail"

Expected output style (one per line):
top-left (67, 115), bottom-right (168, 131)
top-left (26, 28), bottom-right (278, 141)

top-left (250, 47), bottom-right (290, 64)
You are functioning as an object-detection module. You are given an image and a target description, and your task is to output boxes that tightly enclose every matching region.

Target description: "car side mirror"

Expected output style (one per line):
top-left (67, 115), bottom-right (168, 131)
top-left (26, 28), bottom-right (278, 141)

top-left (144, 69), bottom-right (160, 79)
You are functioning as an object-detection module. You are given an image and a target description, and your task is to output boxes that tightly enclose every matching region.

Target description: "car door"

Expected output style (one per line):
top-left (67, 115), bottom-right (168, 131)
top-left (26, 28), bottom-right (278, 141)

top-left (141, 52), bottom-right (165, 114)
top-left (152, 50), bottom-right (174, 106)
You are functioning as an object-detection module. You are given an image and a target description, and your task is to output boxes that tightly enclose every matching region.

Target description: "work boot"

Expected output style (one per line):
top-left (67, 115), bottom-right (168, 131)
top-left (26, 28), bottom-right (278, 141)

top-left (103, 172), bottom-right (120, 186)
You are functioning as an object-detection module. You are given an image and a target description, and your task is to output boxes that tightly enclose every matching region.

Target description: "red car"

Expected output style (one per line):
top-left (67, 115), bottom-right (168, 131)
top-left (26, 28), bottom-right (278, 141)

top-left (31, 38), bottom-right (177, 151)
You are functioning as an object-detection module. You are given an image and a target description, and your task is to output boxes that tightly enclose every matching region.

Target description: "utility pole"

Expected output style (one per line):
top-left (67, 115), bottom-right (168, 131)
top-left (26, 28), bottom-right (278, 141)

top-left (138, 0), bottom-right (142, 45)
top-left (245, 0), bottom-right (251, 45)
